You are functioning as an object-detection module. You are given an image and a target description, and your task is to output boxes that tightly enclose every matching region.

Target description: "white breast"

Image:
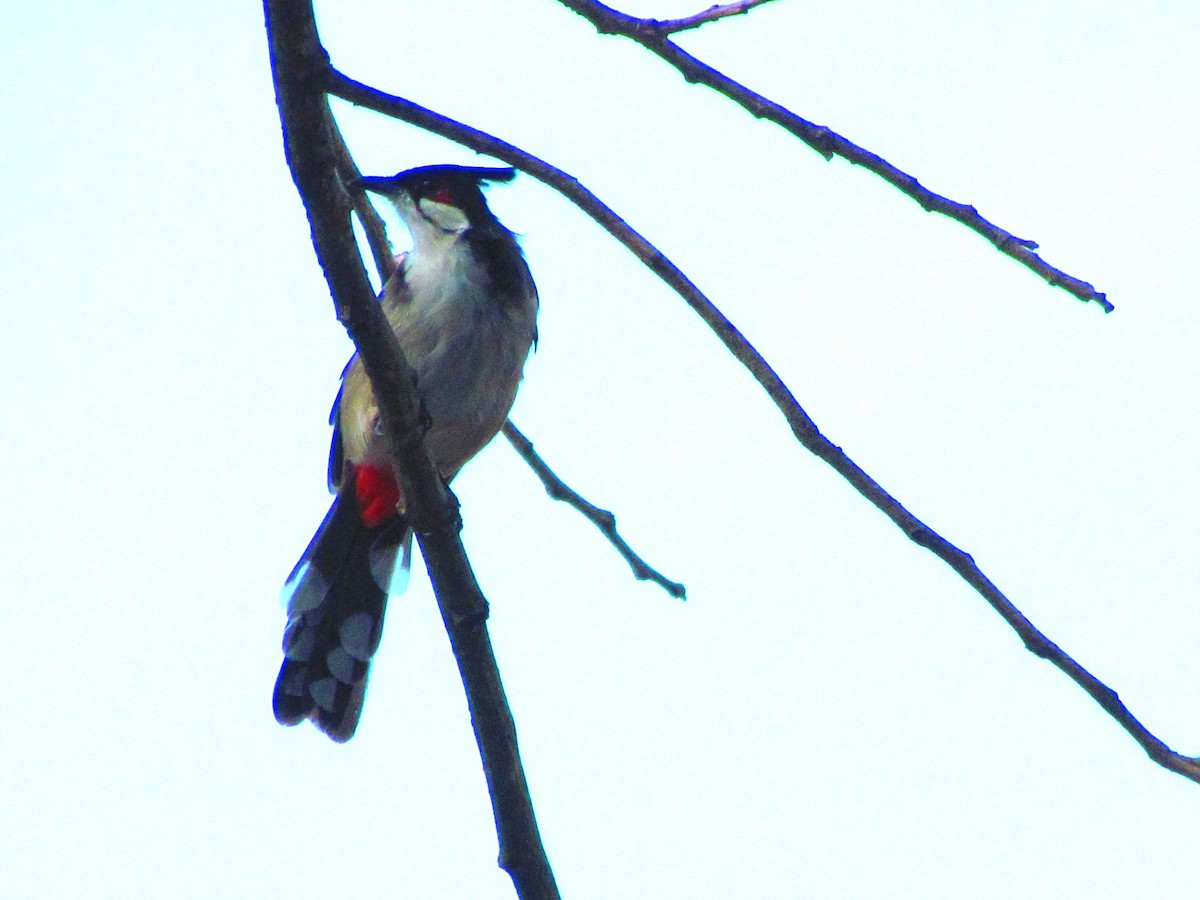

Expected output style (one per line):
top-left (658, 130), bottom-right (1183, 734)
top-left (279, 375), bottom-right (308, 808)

top-left (387, 232), bottom-right (536, 477)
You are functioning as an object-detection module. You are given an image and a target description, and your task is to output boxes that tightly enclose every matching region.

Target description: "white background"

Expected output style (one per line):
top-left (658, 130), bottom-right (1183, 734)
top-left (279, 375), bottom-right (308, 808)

top-left (3, 1), bottom-right (1199, 896)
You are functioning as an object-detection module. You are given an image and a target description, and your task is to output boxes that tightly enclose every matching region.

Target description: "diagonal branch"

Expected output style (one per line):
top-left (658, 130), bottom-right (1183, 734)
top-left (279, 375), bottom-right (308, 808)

top-left (324, 70), bottom-right (1200, 783)
top-left (654, 0), bottom-right (779, 33)
top-left (555, 0), bottom-right (1113, 312)
top-left (263, 4), bottom-right (559, 898)
top-left (502, 421), bottom-right (686, 599)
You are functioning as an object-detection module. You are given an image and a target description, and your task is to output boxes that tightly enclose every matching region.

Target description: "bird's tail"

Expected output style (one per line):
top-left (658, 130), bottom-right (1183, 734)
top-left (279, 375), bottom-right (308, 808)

top-left (273, 471), bottom-right (410, 742)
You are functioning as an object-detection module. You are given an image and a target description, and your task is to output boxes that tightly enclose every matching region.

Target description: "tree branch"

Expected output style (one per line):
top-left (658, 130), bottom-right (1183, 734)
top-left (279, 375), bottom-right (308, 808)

top-left (502, 421), bottom-right (686, 599)
top-left (652, 0), bottom-right (779, 33)
top-left (263, 4), bottom-right (559, 897)
top-left (324, 70), bottom-right (1200, 783)
top-left (555, 0), bottom-right (1113, 312)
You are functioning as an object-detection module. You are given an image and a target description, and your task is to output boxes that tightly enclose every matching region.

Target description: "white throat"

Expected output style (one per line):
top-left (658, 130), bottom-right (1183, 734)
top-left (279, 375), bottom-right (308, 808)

top-left (394, 193), bottom-right (492, 320)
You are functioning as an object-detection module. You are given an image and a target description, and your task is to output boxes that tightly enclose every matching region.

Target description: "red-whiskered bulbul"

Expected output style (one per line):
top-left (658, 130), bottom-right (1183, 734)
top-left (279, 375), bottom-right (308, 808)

top-left (273, 164), bottom-right (538, 742)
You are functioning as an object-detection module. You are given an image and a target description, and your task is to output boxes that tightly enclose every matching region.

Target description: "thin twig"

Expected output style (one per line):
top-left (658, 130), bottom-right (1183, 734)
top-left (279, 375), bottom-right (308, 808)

top-left (653, 0), bottom-right (778, 33)
top-left (324, 69), bottom-right (1200, 783)
top-left (555, 0), bottom-right (1113, 313)
top-left (264, 5), bottom-right (560, 898)
top-left (326, 99), bottom-right (398, 282)
top-left (502, 422), bottom-right (686, 599)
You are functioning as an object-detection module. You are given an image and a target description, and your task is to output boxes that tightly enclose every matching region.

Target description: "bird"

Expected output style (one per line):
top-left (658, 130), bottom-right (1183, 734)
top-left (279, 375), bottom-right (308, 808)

top-left (272, 164), bottom-right (538, 742)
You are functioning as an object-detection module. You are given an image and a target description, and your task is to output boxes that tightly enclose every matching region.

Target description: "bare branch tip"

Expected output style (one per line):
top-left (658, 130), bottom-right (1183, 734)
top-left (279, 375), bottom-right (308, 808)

top-left (630, 559), bottom-right (688, 600)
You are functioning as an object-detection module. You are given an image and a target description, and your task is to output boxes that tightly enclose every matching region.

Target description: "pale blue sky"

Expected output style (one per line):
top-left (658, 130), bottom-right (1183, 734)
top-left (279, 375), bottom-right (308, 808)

top-left (3, 1), bottom-right (1199, 897)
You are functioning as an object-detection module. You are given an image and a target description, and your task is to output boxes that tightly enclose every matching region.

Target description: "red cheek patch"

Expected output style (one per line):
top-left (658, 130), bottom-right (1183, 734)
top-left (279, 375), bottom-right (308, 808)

top-left (352, 464), bottom-right (400, 527)
top-left (427, 187), bottom-right (455, 206)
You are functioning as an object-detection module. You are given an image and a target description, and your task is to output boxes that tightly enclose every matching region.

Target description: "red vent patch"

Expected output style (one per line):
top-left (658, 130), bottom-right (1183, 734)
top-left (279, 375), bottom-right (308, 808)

top-left (353, 464), bottom-right (400, 527)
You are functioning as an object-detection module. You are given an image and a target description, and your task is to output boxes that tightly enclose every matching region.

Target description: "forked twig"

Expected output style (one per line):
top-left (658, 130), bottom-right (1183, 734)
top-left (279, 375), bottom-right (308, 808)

top-left (555, 0), bottom-right (1113, 312)
top-left (653, 0), bottom-right (779, 33)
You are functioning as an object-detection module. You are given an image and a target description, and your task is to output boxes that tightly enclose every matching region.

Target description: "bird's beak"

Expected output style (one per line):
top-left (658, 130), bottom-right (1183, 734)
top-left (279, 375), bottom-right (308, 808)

top-left (352, 175), bottom-right (398, 195)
